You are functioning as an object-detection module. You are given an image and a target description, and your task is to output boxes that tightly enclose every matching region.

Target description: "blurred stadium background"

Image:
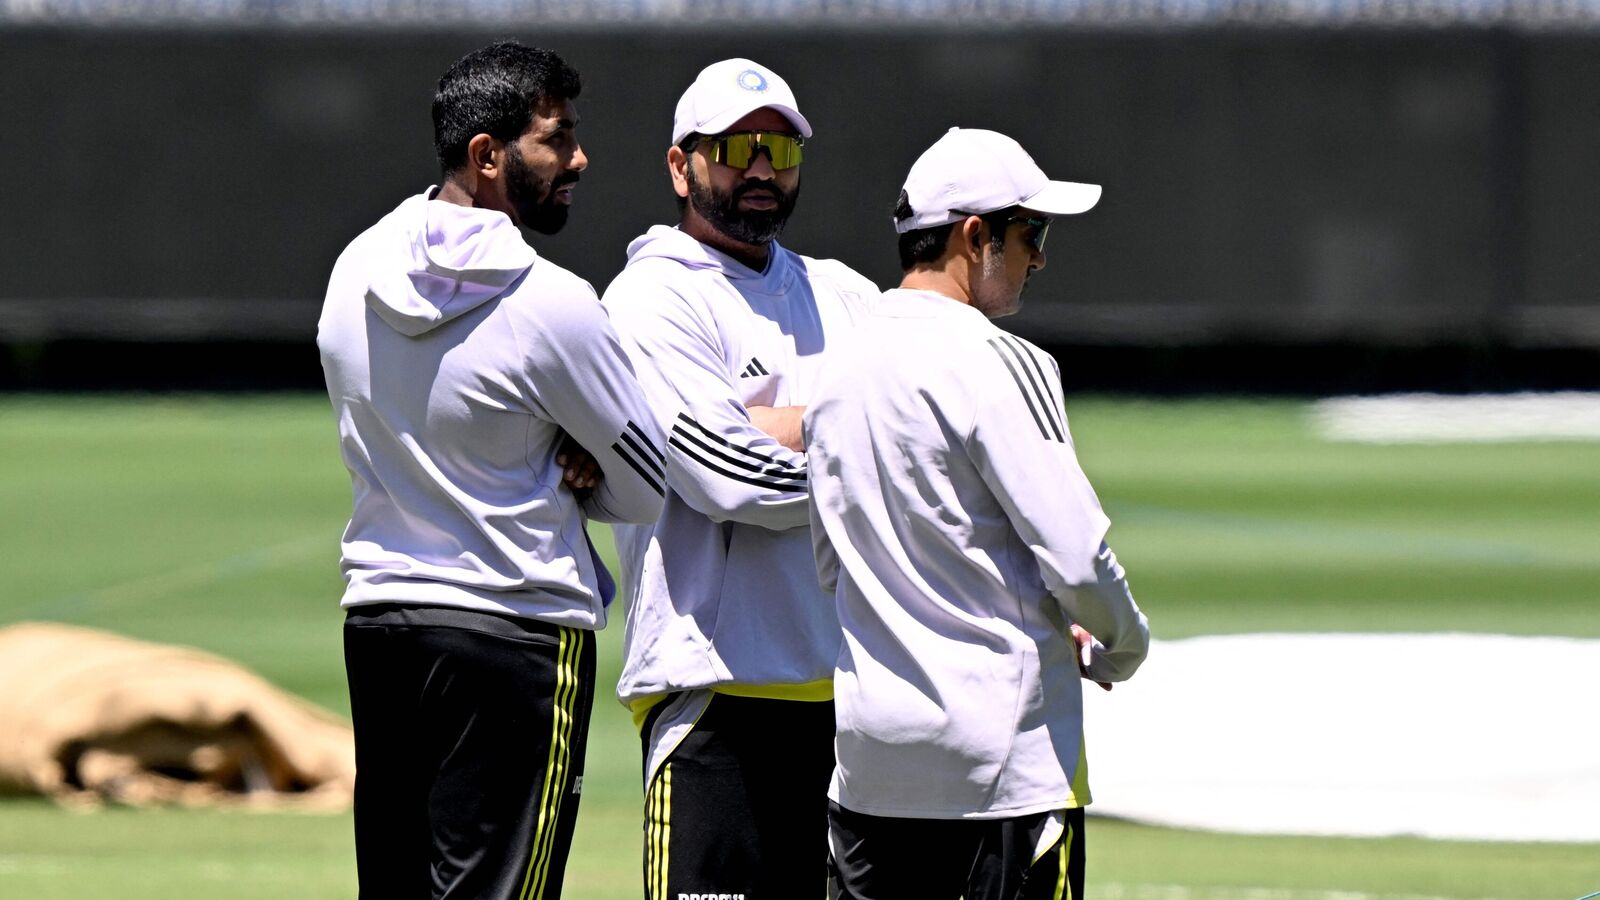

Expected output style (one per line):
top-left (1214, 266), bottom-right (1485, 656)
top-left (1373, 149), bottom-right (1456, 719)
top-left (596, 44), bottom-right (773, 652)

top-left (2, 1), bottom-right (1597, 898)
top-left (5, 0), bottom-right (1600, 390)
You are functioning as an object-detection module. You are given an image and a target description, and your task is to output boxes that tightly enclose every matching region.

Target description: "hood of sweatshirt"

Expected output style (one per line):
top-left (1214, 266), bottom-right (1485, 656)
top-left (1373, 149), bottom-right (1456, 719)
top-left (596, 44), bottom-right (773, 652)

top-left (624, 225), bottom-right (793, 295)
top-left (365, 189), bottom-right (538, 336)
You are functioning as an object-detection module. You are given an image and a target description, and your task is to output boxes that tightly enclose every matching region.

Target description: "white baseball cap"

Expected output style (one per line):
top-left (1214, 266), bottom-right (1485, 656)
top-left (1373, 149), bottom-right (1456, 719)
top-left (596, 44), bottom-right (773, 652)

top-left (895, 127), bottom-right (1101, 233)
top-left (671, 58), bottom-right (813, 146)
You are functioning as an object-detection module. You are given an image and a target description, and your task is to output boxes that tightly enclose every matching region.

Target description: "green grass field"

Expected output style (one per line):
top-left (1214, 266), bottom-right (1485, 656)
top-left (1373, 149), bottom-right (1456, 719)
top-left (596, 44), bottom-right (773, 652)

top-left (1, 394), bottom-right (1596, 899)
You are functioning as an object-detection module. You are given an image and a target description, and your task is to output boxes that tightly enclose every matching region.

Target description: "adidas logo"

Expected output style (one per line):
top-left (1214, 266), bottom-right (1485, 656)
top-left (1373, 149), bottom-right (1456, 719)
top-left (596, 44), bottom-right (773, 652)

top-left (739, 358), bottom-right (770, 378)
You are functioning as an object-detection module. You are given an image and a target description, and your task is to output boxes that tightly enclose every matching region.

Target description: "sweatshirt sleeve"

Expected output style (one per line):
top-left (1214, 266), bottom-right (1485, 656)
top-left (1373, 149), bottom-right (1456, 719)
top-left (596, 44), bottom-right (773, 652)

top-left (517, 279), bottom-right (667, 526)
top-left (604, 276), bottom-right (810, 531)
top-left (965, 333), bottom-right (1150, 682)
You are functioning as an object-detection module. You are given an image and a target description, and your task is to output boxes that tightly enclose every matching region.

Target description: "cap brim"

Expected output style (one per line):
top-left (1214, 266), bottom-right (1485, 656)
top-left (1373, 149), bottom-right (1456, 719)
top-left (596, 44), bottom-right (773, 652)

top-left (1022, 180), bottom-right (1102, 216)
top-left (694, 103), bottom-right (813, 140)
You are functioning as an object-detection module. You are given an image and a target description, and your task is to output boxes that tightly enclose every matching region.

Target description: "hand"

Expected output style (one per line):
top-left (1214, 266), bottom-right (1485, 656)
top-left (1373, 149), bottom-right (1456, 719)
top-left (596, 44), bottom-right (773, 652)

top-left (747, 405), bottom-right (807, 453)
top-left (555, 435), bottom-right (602, 496)
top-left (1070, 623), bottom-right (1113, 692)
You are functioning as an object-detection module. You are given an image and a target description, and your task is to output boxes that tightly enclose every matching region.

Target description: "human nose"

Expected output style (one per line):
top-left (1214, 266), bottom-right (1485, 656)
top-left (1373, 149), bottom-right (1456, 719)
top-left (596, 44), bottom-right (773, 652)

top-left (570, 142), bottom-right (589, 173)
top-left (742, 150), bottom-right (776, 180)
top-left (1030, 245), bottom-right (1046, 272)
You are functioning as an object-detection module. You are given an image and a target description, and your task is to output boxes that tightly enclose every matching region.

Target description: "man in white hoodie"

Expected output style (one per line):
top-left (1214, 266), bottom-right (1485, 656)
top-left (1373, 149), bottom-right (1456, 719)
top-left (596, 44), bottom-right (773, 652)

top-left (602, 59), bottom-right (878, 900)
top-left (806, 128), bottom-right (1150, 899)
top-left (317, 41), bottom-right (666, 900)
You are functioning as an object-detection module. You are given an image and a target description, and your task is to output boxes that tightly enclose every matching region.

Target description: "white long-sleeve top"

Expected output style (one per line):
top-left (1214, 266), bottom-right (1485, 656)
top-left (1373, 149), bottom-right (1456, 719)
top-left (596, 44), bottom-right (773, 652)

top-left (317, 189), bottom-right (666, 629)
top-left (805, 288), bottom-right (1150, 819)
top-left (603, 226), bottom-right (878, 714)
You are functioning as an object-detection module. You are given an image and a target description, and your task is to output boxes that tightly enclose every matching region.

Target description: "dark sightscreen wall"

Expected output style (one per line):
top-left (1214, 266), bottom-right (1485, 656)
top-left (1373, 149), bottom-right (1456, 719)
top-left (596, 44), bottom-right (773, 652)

top-left (2, 26), bottom-right (1596, 351)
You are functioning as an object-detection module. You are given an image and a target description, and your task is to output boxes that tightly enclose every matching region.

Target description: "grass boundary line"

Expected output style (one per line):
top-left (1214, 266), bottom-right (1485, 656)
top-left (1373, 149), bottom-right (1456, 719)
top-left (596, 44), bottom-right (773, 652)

top-left (15, 534), bottom-right (332, 622)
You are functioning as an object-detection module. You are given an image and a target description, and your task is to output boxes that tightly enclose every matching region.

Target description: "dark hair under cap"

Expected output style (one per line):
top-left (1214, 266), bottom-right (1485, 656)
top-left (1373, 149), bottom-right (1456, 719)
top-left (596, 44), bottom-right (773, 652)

top-left (893, 190), bottom-right (1008, 272)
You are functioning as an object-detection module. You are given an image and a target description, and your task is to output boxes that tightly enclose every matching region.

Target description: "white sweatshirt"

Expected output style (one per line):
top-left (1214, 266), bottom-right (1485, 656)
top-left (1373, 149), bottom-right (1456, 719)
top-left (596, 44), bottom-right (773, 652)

top-left (805, 288), bottom-right (1150, 820)
top-left (317, 188), bottom-right (666, 629)
top-left (603, 226), bottom-right (878, 714)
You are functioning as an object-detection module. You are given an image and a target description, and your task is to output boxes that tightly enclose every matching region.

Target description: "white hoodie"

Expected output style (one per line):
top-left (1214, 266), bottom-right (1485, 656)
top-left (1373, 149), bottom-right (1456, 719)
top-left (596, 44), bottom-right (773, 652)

top-left (603, 226), bottom-right (878, 717)
top-left (806, 289), bottom-right (1150, 819)
top-left (317, 189), bottom-right (666, 629)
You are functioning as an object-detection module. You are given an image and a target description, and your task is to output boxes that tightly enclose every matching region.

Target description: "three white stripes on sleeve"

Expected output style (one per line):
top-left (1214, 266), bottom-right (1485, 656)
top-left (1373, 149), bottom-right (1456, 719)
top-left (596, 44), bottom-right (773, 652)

top-left (667, 412), bottom-right (807, 492)
top-left (988, 335), bottom-right (1068, 444)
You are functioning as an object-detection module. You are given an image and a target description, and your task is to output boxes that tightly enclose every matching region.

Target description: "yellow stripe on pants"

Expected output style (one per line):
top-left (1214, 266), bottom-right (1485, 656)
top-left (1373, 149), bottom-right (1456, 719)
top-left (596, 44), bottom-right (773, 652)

top-left (1054, 819), bottom-right (1075, 900)
top-left (519, 628), bottom-right (580, 900)
top-left (647, 763), bottom-right (673, 899)
top-left (645, 771), bottom-right (658, 899)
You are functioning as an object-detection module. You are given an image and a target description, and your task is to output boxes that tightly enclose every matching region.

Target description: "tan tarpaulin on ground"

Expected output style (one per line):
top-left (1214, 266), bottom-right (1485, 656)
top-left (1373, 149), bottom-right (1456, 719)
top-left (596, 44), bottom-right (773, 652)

top-left (0, 621), bottom-right (354, 809)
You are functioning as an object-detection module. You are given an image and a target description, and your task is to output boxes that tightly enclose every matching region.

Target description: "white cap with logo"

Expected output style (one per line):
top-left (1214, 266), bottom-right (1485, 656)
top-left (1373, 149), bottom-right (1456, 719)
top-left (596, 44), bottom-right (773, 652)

top-left (671, 58), bottom-right (813, 146)
top-left (895, 127), bottom-right (1101, 233)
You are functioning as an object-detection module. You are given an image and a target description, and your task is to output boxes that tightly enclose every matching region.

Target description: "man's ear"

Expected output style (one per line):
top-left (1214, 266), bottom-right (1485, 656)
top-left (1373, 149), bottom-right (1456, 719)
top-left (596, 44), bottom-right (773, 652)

top-left (466, 133), bottom-right (500, 180)
top-left (667, 145), bottom-right (691, 200)
top-left (959, 216), bottom-right (985, 262)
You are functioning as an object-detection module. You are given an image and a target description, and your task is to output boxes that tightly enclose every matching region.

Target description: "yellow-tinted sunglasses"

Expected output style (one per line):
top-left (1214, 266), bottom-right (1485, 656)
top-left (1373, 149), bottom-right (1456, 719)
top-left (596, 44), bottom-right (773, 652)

top-left (699, 131), bottom-right (805, 170)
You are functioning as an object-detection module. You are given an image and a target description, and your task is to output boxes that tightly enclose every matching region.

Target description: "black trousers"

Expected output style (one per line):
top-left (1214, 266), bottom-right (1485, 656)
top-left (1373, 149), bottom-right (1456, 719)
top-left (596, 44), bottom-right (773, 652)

top-left (828, 802), bottom-right (1086, 900)
top-left (344, 603), bottom-right (596, 900)
top-left (641, 693), bottom-right (836, 900)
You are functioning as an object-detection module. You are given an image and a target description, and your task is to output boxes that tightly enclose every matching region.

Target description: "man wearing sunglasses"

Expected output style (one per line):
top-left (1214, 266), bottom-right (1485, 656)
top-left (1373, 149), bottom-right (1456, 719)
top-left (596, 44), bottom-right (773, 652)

top-left (601, 58), bottom-right (878, 900)
top-left (803, 127), bottom-right (1151, 898)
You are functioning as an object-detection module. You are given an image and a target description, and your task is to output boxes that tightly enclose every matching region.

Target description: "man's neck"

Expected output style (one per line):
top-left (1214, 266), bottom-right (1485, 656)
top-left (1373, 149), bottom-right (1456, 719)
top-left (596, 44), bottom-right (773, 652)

top-left (900, 268), bottom-right (974, 306)
top-left (434, 179), bottom-right (477, 209)
top-left (681, 214), bottom-right (770, 272)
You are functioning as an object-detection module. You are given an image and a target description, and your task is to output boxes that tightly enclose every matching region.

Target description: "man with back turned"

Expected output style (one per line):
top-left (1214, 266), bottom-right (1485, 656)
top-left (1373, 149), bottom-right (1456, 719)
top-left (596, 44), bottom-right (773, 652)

top-left (806, 127), bottom-right (1151, 899)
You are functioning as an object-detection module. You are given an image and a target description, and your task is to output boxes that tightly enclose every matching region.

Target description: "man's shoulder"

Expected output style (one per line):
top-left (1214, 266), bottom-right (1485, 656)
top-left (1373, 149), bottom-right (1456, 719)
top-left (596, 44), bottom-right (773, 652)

top-left (499, 257), bottom-right (604, 333)
top-left (601, 257), bottom-right (723, 331)
top-left (865, 312), bottom-right (1018, 399)
top-left (789, 253), bottom-right (879, 298)
top-left (833, 302), bottom-right (994, 370)
top-left (811, 314), bottom-right (984, 430)
top-left (605, 254), bottom-right (704, 298)
top-left (981, 328), bottom-right (1056, 373)
top-left (337, 190), bottom-right (427, 250)
top-left (517, 255), bottom-right (593, 295)
top-left (328, 207), bottom-right (402, 279)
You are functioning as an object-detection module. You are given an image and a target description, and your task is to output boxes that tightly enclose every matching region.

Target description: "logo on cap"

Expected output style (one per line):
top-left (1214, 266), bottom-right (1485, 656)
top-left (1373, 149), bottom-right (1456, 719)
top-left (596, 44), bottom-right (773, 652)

top-left (736, 69), bottom-right (769, 92)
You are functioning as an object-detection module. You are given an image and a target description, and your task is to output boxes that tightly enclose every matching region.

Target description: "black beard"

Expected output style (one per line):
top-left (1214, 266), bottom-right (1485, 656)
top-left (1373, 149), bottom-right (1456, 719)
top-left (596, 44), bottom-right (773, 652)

top-left (505, 146), bottom-right (575, 235)
top-left (686, 165), bottom-right (800, 246)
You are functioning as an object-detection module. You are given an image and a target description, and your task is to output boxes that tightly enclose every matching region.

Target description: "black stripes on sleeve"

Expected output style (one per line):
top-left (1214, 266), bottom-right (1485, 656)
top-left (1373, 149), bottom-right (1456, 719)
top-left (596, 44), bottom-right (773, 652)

top-left (667, 413), bottom-right (808, 492)
top-left (988, 335), bottom-right (1067, 443)
top-left (611, 420), bottom-right (667, 496)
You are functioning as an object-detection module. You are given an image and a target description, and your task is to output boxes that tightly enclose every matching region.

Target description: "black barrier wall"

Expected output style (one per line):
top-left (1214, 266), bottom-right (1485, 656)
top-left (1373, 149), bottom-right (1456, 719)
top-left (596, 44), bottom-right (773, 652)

top-left (2, 26), bottom-right (1597, 387)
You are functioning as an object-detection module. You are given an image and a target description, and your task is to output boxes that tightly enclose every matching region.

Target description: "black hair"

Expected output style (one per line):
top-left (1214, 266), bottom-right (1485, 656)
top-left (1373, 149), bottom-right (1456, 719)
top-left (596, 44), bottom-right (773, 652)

top-left (893, 191), bottom-right (1010, 271)
top-left (432, 41), bottom-right (582, 176)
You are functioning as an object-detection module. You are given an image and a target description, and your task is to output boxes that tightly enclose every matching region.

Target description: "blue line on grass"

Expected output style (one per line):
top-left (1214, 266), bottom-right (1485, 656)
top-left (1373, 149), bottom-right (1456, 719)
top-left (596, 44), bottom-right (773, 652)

top-left (1107, 502), bottom-right (1576, 567)
top-left (16, 535), bottom-right (331, 622)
